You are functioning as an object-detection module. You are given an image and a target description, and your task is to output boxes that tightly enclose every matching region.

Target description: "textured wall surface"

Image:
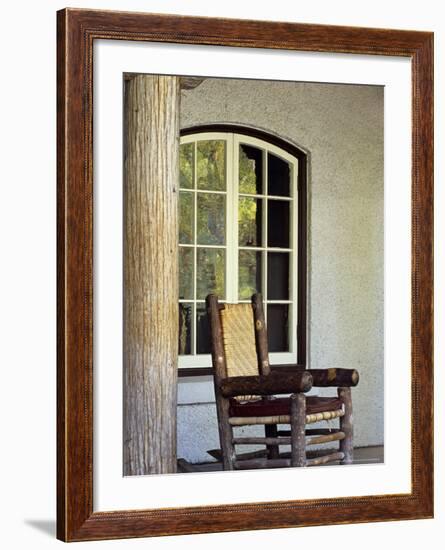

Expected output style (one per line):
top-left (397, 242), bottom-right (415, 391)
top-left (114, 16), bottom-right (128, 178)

top-left (177, 78), bottom-right (384, 463)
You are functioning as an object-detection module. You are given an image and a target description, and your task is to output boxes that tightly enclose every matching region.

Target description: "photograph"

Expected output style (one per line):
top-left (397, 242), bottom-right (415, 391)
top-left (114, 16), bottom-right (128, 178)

top-left (122, 74), bottom-right (383, 476)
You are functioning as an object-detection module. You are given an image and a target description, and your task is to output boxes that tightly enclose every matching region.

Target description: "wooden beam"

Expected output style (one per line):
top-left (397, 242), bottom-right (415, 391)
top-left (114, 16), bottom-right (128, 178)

top-left (233, 437), bottom-right (291, 445)
top-left (306, 432), bottom-right (345, 446)
top-left (207, 448), bottom-right (269, 462)
top-left (308, 368), bottom-right (359, 387)
top-left (234, 458), bottom-right (292, 470)
top-left (338, 387), bottom-right (354, 464)
top-left (177, 459), bottom-right (198, 473)
top-left (265, 424), bottom-right (280, 459)
top-left (306, 452), bottom-right (344, 466)
top-left (124, 74), bottom-right (205, 90)
top-left (219, 371), bottom-right (312, 397)
top-left (291, 393), bottom-right (306, 467)
top-left (180, 77), bottom-right (206, 90)
top-left (123, 74), bottom-right (180, 475)
top-left (277, 428), bottom-right (342, 436)
top-left (206, 295), bottom-right (235, 470)
top-left (251, 294), bottom-right (271, 375)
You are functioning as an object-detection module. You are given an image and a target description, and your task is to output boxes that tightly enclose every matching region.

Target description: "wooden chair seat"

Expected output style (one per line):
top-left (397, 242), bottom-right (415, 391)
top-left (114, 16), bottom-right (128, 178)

top-left (229, 396), bottom-right (343, 417)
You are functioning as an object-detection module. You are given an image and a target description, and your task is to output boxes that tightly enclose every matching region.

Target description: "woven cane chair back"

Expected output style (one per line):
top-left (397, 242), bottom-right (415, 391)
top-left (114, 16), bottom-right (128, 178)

top-left (219, 303), bottom-right (261, 402)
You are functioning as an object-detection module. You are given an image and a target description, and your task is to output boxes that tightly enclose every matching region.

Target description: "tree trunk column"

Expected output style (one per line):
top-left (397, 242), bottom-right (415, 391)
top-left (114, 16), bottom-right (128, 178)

top-left (123, 75), bottom-right (180, 476)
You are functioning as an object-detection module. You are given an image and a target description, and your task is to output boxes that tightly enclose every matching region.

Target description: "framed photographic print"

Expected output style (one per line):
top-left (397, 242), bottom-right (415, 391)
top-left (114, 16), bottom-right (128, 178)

top-left (57, 8), bottom-right (433, 542)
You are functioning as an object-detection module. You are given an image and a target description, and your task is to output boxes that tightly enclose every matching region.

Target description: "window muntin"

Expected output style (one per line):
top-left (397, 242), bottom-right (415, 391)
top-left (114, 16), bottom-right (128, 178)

top-left (178, 132), bottom-right (298, 367)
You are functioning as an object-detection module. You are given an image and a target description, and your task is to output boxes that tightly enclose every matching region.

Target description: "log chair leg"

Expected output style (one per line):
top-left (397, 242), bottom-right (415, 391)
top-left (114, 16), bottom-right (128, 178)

top-left (218, 398), bottom-right (236, 470)
top-left (265, 424), bottom-right (280, 459)
top-left (290, 393), bottom-right (306, 467)
top-left (338, 386), bottom-right (353, 464)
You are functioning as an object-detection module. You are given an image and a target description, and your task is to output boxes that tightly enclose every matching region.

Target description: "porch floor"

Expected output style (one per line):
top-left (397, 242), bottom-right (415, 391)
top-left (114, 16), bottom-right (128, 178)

top-left (178, 445), bottom-right (384, 473)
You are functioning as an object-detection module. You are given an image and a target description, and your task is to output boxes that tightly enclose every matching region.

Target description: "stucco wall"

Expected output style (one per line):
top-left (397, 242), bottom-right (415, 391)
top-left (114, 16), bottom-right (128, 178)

top-left (177, 78), bottom-right (384, 463)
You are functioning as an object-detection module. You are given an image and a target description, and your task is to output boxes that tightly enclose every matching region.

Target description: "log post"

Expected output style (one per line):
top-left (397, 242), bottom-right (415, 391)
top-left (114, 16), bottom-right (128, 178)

top-left (338, 386), bottom-right (354, 464)
top-left (206, 295), bottom-right (236, 470)
top-left (290, 393), bottom-right (306, 467)
top-left (265, 425), bottom-right (280, 459)
top-left (123, 75), bottom-right (180, 476)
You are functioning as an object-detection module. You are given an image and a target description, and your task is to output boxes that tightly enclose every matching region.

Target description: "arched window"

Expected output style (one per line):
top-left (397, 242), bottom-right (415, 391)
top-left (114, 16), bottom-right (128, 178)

top-left (178, 126), bottom-right (307, 371)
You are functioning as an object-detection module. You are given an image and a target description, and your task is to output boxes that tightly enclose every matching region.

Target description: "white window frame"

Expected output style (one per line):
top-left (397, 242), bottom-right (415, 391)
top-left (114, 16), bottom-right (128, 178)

top-left (179, 131), bottom-right (299, 369)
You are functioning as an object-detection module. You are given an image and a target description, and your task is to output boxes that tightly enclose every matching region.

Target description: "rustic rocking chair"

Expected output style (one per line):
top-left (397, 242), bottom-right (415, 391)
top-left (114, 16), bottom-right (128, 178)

top-left (206, 293), bottom-right (359, 470)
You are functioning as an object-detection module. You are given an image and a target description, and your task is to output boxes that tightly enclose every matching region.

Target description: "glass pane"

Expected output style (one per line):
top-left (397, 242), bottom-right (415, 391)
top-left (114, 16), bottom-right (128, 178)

top-left (196, 248), bottom-right (225, 299)
top-left (267, 200), bottom-right (290, 248)
top-left (239, 197), bottom-right (262, 247)
top-left (179, 247), bottom-right (194, 300)
top-left (178, 303), bottom-right (193, 355)
top-left (239, 250), bottom-right (262, 300)
top-left (180, 143), bottom-right (194, 189)
top-left (197, 193), bottom-right (225, 245)
top-left (239, 144), bottom-right (263, 194)
top-left (179, 191), bottom-right (194, 244)
top-left (268, 153), bottom-right (291, 197)
top-left (267, 304), bottom-right (289, 352)
top-left (267, 252), bottom-right (289, 300)
top-left (196, 306), bottom-right (212, 354)
top-left (197, 140), bottom-right (226, 190)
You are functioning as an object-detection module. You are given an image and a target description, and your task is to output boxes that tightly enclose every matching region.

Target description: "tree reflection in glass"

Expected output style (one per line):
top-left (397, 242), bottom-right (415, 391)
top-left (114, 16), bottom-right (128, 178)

top-left (239, 197), bottom-right (262, 247)
top-left (197, 140), bottom-right (226, 190)
top-left (180, 142), bottom-right (194, 189)
top-left (179, 191), bottom-right (194, 244)
top-left (178, 303), bottom-right (192, 355)
top-left (239, 144), bottom-right (263, 194)
top-left (196, 248), bottom-right (225, 299)
top-left (197, 193), bottom-right (225, 245)
top-left (239, 250), bottom-right (262, 299)
top-left (179, 247), bottom-right (193, 300)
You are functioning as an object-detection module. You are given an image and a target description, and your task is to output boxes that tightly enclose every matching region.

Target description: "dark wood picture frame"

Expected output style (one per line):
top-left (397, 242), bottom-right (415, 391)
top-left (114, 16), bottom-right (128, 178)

top-left (57, 8), bottom-right (433, 542)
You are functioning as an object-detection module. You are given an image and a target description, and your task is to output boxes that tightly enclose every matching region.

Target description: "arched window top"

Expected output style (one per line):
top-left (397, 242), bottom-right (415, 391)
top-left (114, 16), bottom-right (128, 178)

top-left (178, 127), bottom-right (306, 371)
top-left (181, 124), bottom-right (307, 161)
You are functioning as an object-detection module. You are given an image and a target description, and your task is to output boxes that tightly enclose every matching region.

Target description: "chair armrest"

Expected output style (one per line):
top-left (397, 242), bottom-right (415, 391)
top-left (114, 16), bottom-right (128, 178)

top-left (219, 371), bottom-right (313, 398)
top-left (307, 368), bottom-right (359, 387)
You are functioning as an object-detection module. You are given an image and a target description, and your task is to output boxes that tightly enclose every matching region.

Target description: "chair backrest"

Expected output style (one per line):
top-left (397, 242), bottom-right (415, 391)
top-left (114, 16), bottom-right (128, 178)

top-left (206, 293), bottom-right (271, 386)
top-left (220, 303), bottom-right (258, 379)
